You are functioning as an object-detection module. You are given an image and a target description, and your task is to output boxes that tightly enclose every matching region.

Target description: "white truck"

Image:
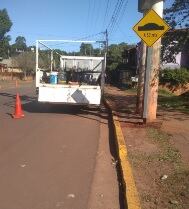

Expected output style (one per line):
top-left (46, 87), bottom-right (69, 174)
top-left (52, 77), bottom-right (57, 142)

top-left (36, 40), bottom-right (106, 105)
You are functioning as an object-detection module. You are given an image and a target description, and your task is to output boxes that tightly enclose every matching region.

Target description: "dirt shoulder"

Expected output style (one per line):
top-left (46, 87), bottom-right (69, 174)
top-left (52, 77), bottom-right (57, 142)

top-left (0, 80), bottom-right (34, 90)
top-left (105, 85), bottom-right (189, 209)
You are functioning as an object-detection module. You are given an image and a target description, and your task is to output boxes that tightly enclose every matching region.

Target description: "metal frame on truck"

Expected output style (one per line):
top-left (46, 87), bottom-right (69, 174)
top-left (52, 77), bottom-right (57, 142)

top-left (35, 40), bottom-right (106, 105)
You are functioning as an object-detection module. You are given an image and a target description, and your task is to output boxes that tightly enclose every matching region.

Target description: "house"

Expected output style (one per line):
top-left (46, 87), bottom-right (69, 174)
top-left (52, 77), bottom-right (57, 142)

top-left (0, 58), bottom-right (23, 80)
top-left (113, 46), bottom-right (139, 86)
top-left (0, 58), bottom-right (22, 73)
top-left (161, 40), bottom-right (189, 69)
top-left (161, 28), bottom-right (189, 69)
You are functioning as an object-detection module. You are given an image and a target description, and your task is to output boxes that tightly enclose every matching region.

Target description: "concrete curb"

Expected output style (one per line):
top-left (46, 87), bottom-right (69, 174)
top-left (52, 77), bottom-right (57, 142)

top-left (104, 98), bottom-right (142, 209)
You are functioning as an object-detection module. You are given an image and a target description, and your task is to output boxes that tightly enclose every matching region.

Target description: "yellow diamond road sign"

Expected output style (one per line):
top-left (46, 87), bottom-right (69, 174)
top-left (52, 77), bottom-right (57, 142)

top-left (133, 9), bottom-right (170, 47)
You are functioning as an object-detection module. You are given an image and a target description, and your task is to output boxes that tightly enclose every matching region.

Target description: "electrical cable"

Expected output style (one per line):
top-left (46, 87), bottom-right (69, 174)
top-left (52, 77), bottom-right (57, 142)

top-left (107, 0), bottom-right (120, 28)
top-left (110, 0), bottom-right (129, 36)
top-left (102, 0), bottom-right (110, 30)
top-left (108, 0), bottom-right (125, 35)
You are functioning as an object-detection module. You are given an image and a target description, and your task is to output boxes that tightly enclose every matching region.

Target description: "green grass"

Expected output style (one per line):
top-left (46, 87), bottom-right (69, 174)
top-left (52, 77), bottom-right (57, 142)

top-left (158, 88), bottom-right (174, 97)
top-left (118, 85), bottom-right (137, 94)
top-left (158, 89), bottom-right (189, 114)
top-left (126, 88), bottom-right (137, 94)
top-left (147, 128), bottom-right (181, 163)
top-left (129, 152), bottom-right (160, 166)
top-left (147, 127), bottom-right (170, 144)
top-left (130, 126), bottom-right (189, 208)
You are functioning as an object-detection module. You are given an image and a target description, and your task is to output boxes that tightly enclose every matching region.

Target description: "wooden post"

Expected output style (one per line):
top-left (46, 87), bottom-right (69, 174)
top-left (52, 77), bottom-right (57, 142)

top-left (136, 41), bottom-right (146, 115)
top-left (143, 1), bottom-right (163, 122)
top-left (51, 50), bottom-right (53, 72)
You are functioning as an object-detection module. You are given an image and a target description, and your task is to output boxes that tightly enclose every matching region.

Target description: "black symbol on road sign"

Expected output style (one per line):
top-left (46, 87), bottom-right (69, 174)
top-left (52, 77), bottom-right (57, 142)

top-left (138, 23), bottom-right (165, 31)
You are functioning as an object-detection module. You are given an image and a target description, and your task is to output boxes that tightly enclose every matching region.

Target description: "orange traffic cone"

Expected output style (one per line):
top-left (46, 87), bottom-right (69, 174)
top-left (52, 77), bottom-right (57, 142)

top-left (12, 93), bottom-right (24, 119)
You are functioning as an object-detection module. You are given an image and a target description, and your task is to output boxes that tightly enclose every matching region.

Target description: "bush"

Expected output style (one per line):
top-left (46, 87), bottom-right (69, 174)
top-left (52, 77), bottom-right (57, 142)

top-left (159, 68), bottom-right (189, 86)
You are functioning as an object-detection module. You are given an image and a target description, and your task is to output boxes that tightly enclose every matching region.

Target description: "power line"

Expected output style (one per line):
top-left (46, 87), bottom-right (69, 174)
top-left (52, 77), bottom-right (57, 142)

top-left (107, 0), bottom-right (125, 37)
top-left (106, 0), bottom-right (122, 30)
top-left (44, 32), bottom-right (105, 48)
top-left (102, 0), bottom-right (110, 30)
top-left (76, 31), bottom-right (105, 41)
top-left (105, 0), bottom-right (129, 39)
top-left (108, 0), bottom-right (125, 35)
top-left (110, 0), bottom-right (129, 36)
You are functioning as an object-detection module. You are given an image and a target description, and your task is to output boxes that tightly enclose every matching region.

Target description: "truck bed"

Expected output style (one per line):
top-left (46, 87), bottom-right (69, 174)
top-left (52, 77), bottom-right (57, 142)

top-left (38, 84), bottom-right (101, 105)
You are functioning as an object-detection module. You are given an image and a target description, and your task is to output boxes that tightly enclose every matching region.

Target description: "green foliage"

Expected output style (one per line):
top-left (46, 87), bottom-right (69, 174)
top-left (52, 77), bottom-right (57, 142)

top-left (159, 68), bottom-right (189, 86)
top-left (158, 88), bottom-right (174, 97)
top-left (38, 50), bottom-right (51, 70)
top-left (0, 9), bottom-right (12, 58)
top-left (162, 0), bottom-right (189, 63)
top-left (164, 0), bottom-right (189, 29)
top-left (16, 36), bottom-right (26, 49)
top-left (12, 51), bottom-right (35, 73)
top-left (0, 9), bottom-right (12, 40)
top-left (80, 43), bottom-right (93, 56)
top-left (0, 35), bottom-right (11, 58)
top-left (158, 90), bottom-right (189, 114)
top-left (107, 42), bottom-right (135, 71)
top-left (161, 29), bottom-right (189, 63)
top-left (37, 49), bottom-right (67, 70)
top-left (11, 36), bottom-right (27, 56)
top-left (15, 36), bottom-right (26, 48)
top-left (53, 49), bottom-right (67, 68)
top-left (147, 127), bottom-right (181, 163)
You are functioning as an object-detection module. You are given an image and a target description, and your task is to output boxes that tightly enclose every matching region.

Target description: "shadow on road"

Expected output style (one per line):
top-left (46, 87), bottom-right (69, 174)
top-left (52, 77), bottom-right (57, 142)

top-left (0, 92), bottom-right (35, 101)
top-left (107, 113), bottom-right (127, 209)
top-left (105, 92), bottom-right (143, 125)
top-left (22, 101), bottom-right (109, 124)
top-left (0, 91), bottom-right (109, 123)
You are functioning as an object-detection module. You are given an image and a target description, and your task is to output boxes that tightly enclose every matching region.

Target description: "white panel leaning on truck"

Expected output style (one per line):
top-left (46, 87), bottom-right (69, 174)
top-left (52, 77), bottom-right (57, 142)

top-left (36, 40), bottom-right (106, 105)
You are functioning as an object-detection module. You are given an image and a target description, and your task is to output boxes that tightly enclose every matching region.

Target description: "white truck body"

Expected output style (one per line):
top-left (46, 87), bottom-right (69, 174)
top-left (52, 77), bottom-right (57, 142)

top-left (38, 84), bottom-right (101, 104)
top-left (36, 40), bottom-right (106, 105)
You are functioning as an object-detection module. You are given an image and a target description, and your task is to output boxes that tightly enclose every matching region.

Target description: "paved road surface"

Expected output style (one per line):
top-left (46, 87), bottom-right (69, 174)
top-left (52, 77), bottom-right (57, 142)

top-left (0, 84), bottom-right (102, 209)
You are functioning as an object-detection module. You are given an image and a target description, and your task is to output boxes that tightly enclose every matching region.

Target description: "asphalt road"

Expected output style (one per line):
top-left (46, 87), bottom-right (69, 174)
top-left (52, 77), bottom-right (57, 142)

top-left (0, 84), bottom-right (101, 209)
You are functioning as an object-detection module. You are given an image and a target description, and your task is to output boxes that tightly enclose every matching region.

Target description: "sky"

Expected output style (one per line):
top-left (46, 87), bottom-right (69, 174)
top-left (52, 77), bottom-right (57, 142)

top-left (0, 0), bottom-right (173, 51)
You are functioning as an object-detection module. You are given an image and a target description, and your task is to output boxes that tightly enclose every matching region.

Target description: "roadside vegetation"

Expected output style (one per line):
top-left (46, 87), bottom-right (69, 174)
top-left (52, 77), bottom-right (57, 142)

top-left (128, 126), bottom-right (189, 209)
top-left (158, 68), bottom-right (189, 114)
top-left (159, 68), bottom-right (189, 86)
top-left (158, 88), bottom-right (189, 114)
top-left (147, 127), bottom-right (189, 209)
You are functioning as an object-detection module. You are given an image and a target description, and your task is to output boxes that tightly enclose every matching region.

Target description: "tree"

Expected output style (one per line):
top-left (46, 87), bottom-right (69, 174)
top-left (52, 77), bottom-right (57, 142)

top-left (93, 48), bottom-right (101, 56)
top-left (15, 36), bottom-right (27, 51)
top-left (11, 36), bottom-right (27, 55)
top-left (53, 49), bottom-right (66, 66)
top-left (107, 42), bottom-right (134, 71)
top-left (137, 1), bottom-right (189, 115)
top-left (164, 0), bottom-right (189, 29)
top-left (162, 0), bottom-right (189, 63)
top-left (12, 51), bottom-right (35, 79)
top-left (80, 43), bottom-right (93, 55)
top-left (0, 36), bottom-right (11, 58)
top-left (106, 43), bottom-right (135, 84)
top-left (0, 9), bottom-right (12, 58)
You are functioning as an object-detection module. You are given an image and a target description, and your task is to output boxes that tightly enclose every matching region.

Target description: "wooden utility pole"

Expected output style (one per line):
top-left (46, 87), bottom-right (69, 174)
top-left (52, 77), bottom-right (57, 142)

top-left (136, 8), bottom-right (149, 116)
top-left (143, 1), bottom-right (163, 123)
top-left (50, 50), bottom-right (53, 72)
top-left (136, 40), bottom-right (146, 115)
top-left (136, 0), bottom-right (164, 122)
top-left (101, 30), bottom-right (108, 94)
